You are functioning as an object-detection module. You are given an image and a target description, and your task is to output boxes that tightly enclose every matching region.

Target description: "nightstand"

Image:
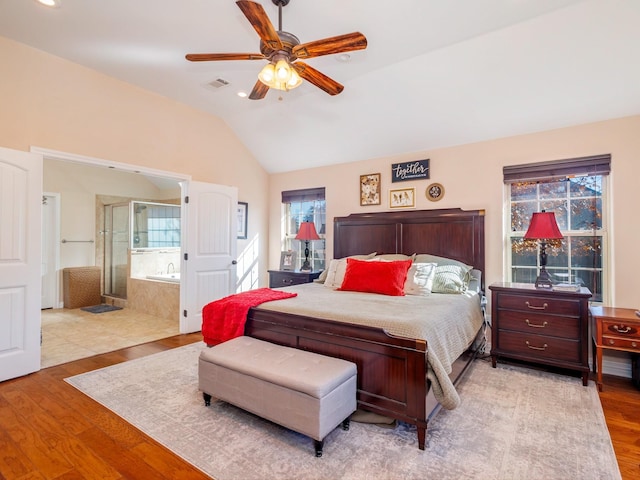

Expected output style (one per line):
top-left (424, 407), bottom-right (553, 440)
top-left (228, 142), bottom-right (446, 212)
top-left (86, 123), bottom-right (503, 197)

top-left (489, 282), bottom-right (592, 386)
top-left (590, 306), bottom-right (640, 391)
top-left (268, 270), bottom-right (321, 288)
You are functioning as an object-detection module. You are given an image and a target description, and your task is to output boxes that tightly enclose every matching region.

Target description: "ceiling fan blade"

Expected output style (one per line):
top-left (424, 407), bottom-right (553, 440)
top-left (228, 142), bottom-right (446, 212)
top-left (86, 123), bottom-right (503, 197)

top-left (185, 53), bottom-right (265, 62)
top-left (292, 32), bottom-right (367, 59)
top-left (293, 62), bottom-right (344, 96)
top-left (249, 80), bottom-right (269, 100)
top-left (236, 0), bottom-right (283, 51)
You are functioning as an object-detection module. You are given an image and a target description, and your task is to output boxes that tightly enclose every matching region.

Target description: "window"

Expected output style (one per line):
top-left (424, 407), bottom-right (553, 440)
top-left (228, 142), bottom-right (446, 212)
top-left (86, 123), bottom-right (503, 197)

top-left (504, 155), bottom-right (610, 303)
top-left (132, 201), bottom-right (181, 248)
top-left (281, 188), bottom-right (326, 272)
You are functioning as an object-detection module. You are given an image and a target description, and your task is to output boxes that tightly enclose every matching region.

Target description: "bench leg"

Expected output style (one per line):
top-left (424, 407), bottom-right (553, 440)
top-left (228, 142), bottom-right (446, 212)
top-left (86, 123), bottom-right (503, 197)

top-left (203, 393), bottom-right (211, 406)
top-left (342, 418), bottom-right (350, 431)
top-left (314, 439), bottom-right (324, 457)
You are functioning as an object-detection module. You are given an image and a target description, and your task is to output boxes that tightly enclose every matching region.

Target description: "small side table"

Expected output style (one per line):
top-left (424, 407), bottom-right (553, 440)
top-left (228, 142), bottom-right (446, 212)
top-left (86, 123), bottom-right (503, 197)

top-left (590, 306), bottom-right (640, 391)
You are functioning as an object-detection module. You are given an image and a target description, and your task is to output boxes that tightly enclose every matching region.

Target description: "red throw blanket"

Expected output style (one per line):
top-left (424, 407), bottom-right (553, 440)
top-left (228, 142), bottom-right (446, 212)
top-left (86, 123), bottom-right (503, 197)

top-left (201, 288), bottom-right (297, 345)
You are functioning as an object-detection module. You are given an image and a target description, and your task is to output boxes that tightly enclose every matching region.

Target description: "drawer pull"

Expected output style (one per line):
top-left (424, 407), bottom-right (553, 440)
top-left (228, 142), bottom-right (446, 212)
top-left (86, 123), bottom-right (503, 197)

top-left (611, 325), bottom-right (631, 334)
top-left (525, 341), bottom-right (548, 351)
top-left (608, 339), bottom-right (615, 345)
top-left (525, 301), bottom-right (548, 311)
top-left (633, 342), bottom-right (637, 348)
top-left (525, 319), bottom-right (548, 328)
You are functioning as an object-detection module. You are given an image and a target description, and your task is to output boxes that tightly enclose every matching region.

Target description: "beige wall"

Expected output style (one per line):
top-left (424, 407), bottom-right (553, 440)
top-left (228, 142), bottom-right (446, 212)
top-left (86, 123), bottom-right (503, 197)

top-left (0, 36), bottom-right (270, 285)
top-left (270, 115), bottom-right (640, 310)
top-left (3, 35), bottom-right (638, 309)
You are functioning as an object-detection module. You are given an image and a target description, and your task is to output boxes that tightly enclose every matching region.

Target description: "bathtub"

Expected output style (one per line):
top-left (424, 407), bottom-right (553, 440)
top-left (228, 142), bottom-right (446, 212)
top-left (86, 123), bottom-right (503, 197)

top-left (146, 272), bottom-right (180, 283)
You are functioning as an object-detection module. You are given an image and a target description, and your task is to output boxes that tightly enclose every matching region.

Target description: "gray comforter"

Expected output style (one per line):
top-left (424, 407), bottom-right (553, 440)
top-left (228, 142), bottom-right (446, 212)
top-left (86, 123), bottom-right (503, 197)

top-left (254, 283), bottom-right (484, 409)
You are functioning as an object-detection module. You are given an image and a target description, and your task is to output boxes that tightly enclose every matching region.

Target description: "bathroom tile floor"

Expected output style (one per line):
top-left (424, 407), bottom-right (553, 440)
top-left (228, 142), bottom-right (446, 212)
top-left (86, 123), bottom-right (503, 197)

top-left (40, 307), bottom-right (180, 368)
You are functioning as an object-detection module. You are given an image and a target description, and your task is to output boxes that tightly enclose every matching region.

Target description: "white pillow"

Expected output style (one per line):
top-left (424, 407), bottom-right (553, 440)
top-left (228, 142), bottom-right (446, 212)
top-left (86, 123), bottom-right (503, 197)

top-left (323, 258), bottom-right (348, 288)
top-left (323, 253), bottom-right (377, 288)
top-left (404, 262), bottom-right (437, 296)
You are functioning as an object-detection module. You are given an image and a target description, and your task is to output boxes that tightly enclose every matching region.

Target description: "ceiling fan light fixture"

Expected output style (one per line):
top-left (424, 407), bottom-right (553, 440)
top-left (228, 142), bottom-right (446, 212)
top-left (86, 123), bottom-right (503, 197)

top-left (258, 60), bottom-right (301, 91)
top-left (287, 68), bottom-right (302, 89)
top-left (258, 63), bottom-right (276, 84)
top-left (275, 59), bottom-right (292, 82)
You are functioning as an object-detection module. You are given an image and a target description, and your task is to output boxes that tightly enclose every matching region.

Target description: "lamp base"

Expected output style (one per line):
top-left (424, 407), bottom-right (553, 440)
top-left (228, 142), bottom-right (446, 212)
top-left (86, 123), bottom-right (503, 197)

top-left (534, 269), bottom-right (554, 289)
top-left (300, 241), bottom-right (312, 272)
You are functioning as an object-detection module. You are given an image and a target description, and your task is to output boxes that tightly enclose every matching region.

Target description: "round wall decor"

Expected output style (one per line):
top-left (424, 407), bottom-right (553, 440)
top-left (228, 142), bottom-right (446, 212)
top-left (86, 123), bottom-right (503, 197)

top-left (426, 183), bottom-right (444, 202)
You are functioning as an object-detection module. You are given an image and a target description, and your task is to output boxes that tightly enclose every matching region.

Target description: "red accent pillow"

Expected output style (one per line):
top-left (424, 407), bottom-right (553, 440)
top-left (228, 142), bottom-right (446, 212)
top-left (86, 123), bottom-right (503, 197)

top-left (338, 258), bottom-right (412, 296)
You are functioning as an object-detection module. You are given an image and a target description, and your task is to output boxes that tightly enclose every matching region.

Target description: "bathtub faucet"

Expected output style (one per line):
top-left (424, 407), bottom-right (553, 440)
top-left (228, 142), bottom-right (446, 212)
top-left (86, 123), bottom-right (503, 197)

top-left (167, 262), bottom-right (175, 274)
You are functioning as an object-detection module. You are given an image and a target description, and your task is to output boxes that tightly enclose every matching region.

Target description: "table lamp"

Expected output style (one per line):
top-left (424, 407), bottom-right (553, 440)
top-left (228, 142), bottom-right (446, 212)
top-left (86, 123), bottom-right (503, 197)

top-left (295, 222), bottom-right (320, 272)
top-left (524, 211), bottom-right (563, 289)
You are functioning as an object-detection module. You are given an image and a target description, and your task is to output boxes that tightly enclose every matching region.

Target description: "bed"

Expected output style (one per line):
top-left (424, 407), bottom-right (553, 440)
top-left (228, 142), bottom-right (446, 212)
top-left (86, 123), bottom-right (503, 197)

top-left (244, 208), bottom-right (486, 450)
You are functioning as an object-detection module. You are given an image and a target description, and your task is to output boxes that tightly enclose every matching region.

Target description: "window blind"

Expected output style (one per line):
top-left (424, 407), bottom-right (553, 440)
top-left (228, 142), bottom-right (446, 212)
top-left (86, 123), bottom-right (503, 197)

top-left (503, 154), bottom-right (611, 183)
top-left (281, 187), bottom-right (325, 203)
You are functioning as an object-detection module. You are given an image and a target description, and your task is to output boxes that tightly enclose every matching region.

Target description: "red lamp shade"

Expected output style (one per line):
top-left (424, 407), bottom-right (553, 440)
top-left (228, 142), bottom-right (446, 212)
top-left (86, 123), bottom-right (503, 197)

top-left (295, 222), bottom-right (320, 241)
top-left (524, 212), bottom-right (563, 240)
top-left (295, 222), bottom-right (320, 272)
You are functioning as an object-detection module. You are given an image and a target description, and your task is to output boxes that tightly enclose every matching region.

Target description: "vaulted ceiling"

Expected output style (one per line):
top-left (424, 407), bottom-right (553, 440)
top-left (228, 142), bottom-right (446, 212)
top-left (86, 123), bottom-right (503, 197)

top-left (1, 0), bottom-right (639, 173)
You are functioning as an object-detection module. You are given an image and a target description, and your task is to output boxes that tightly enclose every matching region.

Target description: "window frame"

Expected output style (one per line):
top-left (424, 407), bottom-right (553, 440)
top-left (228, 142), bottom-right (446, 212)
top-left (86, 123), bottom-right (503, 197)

top-left (503, 155), bottom-right (611, 305)
top-left (281, 188), bottom-right (326, 272)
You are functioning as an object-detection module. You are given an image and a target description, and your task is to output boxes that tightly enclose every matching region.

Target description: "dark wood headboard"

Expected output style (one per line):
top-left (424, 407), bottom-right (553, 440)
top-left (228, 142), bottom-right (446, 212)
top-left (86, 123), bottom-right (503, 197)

top-left (333, 208), bottom-right (485, 287)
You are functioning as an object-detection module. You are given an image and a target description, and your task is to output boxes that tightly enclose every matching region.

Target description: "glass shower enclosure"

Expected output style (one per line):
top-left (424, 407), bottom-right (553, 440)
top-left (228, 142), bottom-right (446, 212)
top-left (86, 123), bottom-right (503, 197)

top-left (104, 202), bottom-right (129, 298)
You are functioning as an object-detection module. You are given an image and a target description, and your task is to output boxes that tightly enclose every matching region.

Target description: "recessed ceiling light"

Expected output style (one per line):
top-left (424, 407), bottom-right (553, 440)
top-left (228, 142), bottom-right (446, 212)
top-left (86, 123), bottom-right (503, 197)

top-left (237, 91), bottom-right (248, 98)
top-left (36, 0), bottom-right (61, 7)
top-left (336, 53), bottom-right (351, 63)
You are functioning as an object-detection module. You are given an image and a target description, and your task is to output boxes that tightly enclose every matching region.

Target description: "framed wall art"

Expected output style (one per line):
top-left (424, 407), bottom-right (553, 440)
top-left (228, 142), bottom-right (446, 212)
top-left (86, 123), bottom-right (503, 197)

top-left (391, 159), bottom-right (430, 183)
top-left (360, 173), bottom-right (381, 206)
top-left (237, 202), bottom-right (248, 239)
top-left (426, 183), bottom-right (445, 202)
top-left (389, 187), bottom-right (416, 209)
top-left (279, 250), bottom-right (296, 271)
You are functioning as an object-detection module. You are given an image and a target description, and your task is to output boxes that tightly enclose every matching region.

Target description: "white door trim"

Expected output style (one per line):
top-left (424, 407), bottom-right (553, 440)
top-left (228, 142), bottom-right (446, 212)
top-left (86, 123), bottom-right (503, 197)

top-left (42, 192), bottom-right (61, 309)
top-left (34, 146), bottom-right (192, 330)
top-left (31, 146), bottom-right (192, 183)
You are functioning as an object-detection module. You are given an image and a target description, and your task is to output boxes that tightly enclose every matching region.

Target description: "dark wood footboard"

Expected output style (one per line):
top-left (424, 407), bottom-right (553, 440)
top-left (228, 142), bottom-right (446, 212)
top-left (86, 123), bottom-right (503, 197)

top-left (245, 307), bottom-right (430, 449)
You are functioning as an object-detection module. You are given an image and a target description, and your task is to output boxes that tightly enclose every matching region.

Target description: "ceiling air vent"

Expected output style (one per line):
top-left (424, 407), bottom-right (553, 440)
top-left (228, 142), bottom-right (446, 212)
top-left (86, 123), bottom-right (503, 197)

top-left (208, 78), bottom-right (230, 89)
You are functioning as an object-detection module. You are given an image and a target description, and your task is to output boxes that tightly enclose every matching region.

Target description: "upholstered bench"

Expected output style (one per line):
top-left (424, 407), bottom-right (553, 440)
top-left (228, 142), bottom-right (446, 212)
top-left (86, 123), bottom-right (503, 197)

top-left (198, 336), bottom-right (357, 457)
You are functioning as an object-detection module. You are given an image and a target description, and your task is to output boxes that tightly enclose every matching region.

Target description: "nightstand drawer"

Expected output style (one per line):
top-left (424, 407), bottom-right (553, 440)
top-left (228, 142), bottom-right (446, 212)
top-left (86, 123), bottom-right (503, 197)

top-left (602, 320), bottom-right (640, 339)
top-left (498, 330), bottom-right (581, 363)
top-left (601, 336), bottom-right (640, 351)
top-left (497, 293), bottom-right (580, 316)
top-left (497, 310), bottom-right (580, 339)
top-left (268, 270), bottom-right (321, 288)
top-left (270, 273), bottom-right (306, 287)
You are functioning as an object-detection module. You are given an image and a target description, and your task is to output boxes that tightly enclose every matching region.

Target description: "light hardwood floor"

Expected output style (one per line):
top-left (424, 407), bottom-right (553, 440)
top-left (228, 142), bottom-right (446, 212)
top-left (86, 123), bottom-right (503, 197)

top-left (1, 333), bottom-right (638, 479)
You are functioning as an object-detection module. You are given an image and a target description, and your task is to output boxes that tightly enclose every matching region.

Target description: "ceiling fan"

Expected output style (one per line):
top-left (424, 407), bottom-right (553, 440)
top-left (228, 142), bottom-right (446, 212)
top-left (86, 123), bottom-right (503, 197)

top-left (186, 0), bottom-right (367, 100)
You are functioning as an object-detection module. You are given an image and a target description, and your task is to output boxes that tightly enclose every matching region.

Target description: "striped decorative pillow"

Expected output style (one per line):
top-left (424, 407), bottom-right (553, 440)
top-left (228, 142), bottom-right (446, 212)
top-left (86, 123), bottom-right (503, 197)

top-left (432, 264), bottom-right (472, 294)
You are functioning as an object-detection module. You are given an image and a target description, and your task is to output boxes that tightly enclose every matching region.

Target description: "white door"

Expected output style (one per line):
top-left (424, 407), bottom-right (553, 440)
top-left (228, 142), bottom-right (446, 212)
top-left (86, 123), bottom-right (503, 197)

top-left (0, 147), bottom-right (42, 381)
top-left (180, 181), bottom-right (237, 333)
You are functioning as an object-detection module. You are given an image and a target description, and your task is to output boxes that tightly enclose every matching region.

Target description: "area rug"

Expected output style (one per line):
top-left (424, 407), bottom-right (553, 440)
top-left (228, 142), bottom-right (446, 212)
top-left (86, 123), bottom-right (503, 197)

top-left (65, 342), bottom-right (621, 480)
top-left (80, 304), bottom-right (123, 314)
